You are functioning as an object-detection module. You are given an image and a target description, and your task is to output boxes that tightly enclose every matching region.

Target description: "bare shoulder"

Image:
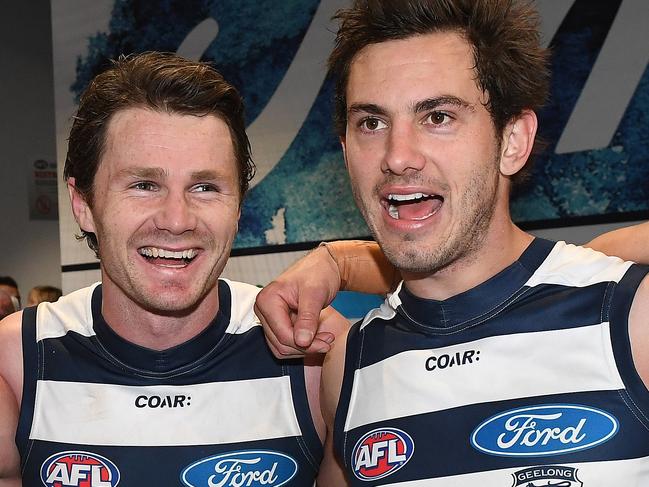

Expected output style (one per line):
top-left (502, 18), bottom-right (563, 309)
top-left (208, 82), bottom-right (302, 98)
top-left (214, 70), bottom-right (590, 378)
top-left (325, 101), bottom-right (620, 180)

top-left (629, 274), bottom-right (649, 387)
top-left (0, 311), bottom-right (24, 404)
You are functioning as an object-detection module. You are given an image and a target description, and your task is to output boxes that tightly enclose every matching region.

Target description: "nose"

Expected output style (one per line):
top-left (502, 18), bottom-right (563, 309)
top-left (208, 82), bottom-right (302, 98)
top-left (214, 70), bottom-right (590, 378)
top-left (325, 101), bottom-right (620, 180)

top-left (381, 123), bottom-right (426, 175)
top-left (153, 189), bottom-right (197, 234)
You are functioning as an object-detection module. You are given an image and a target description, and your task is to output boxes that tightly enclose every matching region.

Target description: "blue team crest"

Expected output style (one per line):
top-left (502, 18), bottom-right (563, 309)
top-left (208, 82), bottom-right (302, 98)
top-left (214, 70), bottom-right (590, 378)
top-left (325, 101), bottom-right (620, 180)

top-left (471, 404), bottom-right (619, 457)
top-left (181, 450), bottom-right (298, 487)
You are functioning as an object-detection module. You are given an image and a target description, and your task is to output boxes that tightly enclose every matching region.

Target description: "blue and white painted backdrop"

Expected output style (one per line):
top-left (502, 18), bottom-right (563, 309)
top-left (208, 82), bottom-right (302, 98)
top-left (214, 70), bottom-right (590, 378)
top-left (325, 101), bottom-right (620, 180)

top-left (53, 1), bottom-right (649, 315)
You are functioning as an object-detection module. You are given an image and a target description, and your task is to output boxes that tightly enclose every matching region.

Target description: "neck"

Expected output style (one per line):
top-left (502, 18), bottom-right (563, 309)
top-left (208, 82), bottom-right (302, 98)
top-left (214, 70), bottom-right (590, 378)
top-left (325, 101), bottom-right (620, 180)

top-left (402, 214), bottom-right (533, 301)
top-left (100, 283), bottom-right (220, 351)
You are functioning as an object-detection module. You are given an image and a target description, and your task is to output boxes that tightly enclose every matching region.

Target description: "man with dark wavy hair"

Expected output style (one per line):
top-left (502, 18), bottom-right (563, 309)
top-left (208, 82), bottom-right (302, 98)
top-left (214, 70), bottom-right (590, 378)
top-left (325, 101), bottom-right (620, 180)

top-left (258, 1), bottom-right (649, 485)
top-left (0, 52), bottom-right (333, 486)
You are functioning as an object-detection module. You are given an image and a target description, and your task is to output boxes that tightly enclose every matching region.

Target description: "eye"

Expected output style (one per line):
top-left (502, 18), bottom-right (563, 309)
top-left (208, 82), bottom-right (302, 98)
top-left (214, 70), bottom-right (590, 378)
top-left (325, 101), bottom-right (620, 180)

top-left (359, 117), bottom-right (388, 132)
top-left (191, 183), bottom-right (218, 193)
top-left (132, 181), bottom-right (157, 191)
top-left (424, 111), bottom-right (452, 126)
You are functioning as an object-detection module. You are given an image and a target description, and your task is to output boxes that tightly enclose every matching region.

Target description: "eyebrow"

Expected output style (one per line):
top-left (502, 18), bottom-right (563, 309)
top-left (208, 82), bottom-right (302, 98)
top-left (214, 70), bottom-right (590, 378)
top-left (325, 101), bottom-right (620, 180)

top-left (117, 167), bottom-right (222, 181)
top-left (413, 96), bottom-right (474, 113)
top-left (347, 96), bottom-right (474, 117)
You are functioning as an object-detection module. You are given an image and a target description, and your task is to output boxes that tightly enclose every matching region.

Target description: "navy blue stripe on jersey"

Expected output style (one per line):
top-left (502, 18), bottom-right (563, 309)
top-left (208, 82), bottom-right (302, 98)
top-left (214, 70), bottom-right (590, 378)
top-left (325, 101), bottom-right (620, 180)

top-left (342, 390), bottom-right (649, 483)
top-left (17, 305), bottom-right (38, 468)
top-left (287, 362), bottom-right (324, 470)
top-left (22, 436), bottom-right (319, 486)
top-left (397, 238), bottom-right (555, 329)
top-left (37, 326), bottom-right (290, 386)
top-left (358, 281), bottom-right (613, 369)
top-left (609, 263), bottom-right (649, 425)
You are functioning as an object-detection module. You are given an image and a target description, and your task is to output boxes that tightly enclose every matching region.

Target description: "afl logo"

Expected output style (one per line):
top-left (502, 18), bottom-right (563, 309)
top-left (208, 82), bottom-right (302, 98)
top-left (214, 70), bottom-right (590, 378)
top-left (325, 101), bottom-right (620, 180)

top-left (40, 451), bottom-right (120, 486)
top-left (351, 427), bottom-right (414, 481)
top-left (471, 404), bottom-right (619, 457)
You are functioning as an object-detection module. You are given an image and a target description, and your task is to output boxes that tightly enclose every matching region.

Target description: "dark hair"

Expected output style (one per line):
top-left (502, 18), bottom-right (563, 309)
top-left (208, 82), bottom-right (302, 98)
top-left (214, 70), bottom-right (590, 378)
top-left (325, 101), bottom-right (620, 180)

top-left (0, 276), bottom-right (18, 290)
top-left (64, 51), bottom-right (255, 256)
top-left (328, 0), bottom-right (550, 140)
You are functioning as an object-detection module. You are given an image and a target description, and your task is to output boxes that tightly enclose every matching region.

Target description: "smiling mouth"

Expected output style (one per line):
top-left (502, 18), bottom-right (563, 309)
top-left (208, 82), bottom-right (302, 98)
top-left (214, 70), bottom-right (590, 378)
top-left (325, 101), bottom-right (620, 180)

top-left (138, 247), bottom-right (198, 267)
top-left (385, 193), bottom-right (444, 220)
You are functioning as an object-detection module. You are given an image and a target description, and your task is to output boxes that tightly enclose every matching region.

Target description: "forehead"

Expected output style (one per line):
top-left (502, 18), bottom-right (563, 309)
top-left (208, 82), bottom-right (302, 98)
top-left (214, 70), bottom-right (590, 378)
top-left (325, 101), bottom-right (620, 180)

top-left (100, 107), bottom-right (236, 173)
top-left (0, 284), bottom-right (18, 296)
top-left (347, 31), bottom-right (484, 107)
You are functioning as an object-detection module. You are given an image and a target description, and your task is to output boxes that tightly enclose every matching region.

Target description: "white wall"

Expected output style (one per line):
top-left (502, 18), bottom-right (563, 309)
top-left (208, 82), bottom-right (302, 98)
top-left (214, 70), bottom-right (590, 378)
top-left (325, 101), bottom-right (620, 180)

top-left (0, 1), bottom-right (61, 302)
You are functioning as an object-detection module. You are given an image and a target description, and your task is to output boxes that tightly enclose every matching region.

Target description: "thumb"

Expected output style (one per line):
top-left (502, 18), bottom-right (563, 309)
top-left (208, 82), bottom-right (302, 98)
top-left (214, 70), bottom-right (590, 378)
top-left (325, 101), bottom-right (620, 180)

top-left (293, 286), bottom-right (331, 348)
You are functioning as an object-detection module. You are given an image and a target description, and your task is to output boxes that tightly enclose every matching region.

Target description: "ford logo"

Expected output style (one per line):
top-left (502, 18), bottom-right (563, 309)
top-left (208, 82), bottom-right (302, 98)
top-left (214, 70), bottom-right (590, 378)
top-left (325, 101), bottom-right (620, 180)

top-left (181, 450), bottom-right (298, 487)
top-left (470, 404), bottom-right (618, 457)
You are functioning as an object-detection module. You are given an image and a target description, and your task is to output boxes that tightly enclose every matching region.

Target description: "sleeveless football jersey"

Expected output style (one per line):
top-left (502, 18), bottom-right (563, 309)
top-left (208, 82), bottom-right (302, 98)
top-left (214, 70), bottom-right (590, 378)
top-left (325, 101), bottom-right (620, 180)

top-left (18, 279), bottom-right (322, 487)
top-left (334, 239), bottom-right (649, 486)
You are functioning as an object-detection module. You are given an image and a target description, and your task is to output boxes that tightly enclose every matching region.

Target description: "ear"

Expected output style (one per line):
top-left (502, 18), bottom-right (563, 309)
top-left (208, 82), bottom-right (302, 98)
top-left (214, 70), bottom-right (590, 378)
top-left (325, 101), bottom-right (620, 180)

top-left (499, 109), bottom-right (537, 177)
top-left (67, 177), bottom-right (96, 234)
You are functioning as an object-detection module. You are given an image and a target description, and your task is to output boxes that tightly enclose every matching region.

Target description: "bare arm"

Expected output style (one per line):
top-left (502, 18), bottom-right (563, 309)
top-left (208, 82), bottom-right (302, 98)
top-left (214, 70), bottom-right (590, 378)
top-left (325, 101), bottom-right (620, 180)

top-left (585, 221), bottom-right (649, 263)
top-left (629, 275), bottom-right (649, 388)
top-left (316, 329), bottom-right (350, 487)
top-left (0, 313), bottom-right (23, 486)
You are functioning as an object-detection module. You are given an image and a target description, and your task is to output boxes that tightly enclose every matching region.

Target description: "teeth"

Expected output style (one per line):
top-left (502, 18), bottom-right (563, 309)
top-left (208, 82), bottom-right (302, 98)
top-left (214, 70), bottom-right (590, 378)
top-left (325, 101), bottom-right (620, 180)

top-left (388, 205), bottom-right (400, 220)
top-left (388, 193), bottom-right (428, 202)
top-left (139, 247), bottom-right (197, 259)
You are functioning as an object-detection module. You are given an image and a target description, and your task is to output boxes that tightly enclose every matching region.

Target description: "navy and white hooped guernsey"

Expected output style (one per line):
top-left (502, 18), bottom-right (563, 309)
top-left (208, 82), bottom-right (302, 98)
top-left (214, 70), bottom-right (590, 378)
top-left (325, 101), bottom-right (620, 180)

top-left (17, 279), bottom-right (322, 487)
top-left (334, 239), bottom-right (649, 486)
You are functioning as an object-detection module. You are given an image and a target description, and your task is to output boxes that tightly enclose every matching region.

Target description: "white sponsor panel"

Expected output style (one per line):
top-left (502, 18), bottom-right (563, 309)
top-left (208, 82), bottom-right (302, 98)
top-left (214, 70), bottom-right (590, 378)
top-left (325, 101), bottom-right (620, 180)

top-left (345, 324), bottom-right (624, 431)
top-left (31, 378), bottom-right (301, 446)
top-left (377, 455), bottom-right (649, 487)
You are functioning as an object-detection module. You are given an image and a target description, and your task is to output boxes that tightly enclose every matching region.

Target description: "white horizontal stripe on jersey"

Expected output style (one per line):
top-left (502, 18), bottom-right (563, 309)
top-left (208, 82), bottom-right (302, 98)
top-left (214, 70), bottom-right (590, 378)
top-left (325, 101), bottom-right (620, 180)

top-left (344, 323), bottom-right (623, 431)
top-left (30, 377), bottom-right (302, 446)
top-left (379, 455), bottom-right (649, 486)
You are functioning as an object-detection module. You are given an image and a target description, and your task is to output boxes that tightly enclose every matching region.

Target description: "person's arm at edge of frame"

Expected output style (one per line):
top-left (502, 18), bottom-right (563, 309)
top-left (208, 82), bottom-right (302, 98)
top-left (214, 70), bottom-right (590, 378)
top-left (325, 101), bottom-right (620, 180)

top-left (584, 221), bottom-right (649, 263)
top-left (0, 312), bottom-right (24, 486)
top-left (316, 326), bottom-right (350, 487)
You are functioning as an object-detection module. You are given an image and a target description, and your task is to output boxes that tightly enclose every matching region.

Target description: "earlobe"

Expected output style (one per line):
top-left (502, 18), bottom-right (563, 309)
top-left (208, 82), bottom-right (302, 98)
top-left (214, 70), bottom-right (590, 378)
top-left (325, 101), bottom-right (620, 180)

top-left (67, 177), bottom-right (96, 233)
top-left (500, 110), bottom-right (538, 177)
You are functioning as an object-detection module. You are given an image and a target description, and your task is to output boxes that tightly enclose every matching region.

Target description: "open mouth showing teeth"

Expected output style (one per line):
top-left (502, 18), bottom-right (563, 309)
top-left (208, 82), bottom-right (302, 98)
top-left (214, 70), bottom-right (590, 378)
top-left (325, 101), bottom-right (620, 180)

top-left (386, 193), bottom-right (443, 220)
top-left (138, 247), bottom-right (198, 265)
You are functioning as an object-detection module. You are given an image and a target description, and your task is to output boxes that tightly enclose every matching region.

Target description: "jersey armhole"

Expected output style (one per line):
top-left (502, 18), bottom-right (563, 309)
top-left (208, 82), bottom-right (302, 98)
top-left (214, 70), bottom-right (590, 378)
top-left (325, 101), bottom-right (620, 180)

top-left (287, 360), bottom-right (324, 472)
top-left (333, 321), bottom-right (363, 469)
top-left (609, 264), bottom-right (649, 417)
top-left (16, 305), bottom-right (39, 467)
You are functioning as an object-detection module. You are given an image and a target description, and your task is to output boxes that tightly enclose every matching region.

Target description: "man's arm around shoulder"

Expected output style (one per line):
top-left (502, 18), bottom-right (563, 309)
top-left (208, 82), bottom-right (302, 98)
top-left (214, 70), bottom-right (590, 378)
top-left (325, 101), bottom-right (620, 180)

top-left (0, 312), bottom-right (24, 486)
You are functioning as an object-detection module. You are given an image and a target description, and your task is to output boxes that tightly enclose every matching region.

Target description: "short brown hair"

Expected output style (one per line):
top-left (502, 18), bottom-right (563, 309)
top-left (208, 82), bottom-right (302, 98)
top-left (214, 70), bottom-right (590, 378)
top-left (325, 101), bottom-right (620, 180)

top-left (64, 51), bottom-right (255, 256)
top-left (328, 0), bottom-right (550, 139)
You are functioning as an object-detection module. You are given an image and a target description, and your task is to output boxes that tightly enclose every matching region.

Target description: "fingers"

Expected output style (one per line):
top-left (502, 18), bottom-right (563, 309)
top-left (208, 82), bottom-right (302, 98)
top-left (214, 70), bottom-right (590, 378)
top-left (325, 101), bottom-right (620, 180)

top-left (294, 284), bottom-right (333, 348)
